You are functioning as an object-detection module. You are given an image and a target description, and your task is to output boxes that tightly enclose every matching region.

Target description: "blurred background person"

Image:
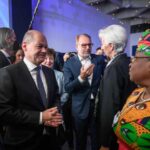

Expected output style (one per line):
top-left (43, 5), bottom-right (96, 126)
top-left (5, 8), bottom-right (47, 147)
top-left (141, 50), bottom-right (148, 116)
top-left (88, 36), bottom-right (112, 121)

top-left (96, 24), bottom-right (137, 150)
top-left (95, 47), bottom-right (103, 56)
top-left (95, 47), bottom-right (108, 64)
top-left (63, 52), bottom-right (77, 62)
top-left (0, 27), bottom-right (18, 150)
top-left (113, 29), bottom-right (150, 150)
top-left (64, 33), bottom-right (105, 150)
top-left (0, 27), bottom-right (18, 68)
top-left (42, 48), bottom-right (69, 106)
top-left (14, 48), bottom-right (24, 64)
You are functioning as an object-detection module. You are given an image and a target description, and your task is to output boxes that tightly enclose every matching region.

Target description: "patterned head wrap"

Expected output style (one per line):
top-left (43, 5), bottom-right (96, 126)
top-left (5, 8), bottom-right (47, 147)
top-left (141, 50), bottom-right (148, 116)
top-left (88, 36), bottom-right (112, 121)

top-left (137, 29), bottom-right (150, 56)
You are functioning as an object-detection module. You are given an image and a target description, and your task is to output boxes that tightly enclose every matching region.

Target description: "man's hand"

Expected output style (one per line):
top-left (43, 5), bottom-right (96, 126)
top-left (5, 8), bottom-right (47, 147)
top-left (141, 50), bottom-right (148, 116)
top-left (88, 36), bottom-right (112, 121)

top-left (80, 63), bottom-right (95, 80)
top-left (42, 107), bottom-right (63, 127)
top-left (44, 112), bottom-right (63, 127)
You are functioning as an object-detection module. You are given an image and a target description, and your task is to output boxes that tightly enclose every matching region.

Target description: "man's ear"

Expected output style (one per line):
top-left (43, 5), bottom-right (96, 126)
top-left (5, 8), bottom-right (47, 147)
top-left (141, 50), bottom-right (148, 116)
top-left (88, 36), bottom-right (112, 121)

top-left (22, 42), bottom-right (27, 52)
top-left (109, 43), bottom-right (114, 51)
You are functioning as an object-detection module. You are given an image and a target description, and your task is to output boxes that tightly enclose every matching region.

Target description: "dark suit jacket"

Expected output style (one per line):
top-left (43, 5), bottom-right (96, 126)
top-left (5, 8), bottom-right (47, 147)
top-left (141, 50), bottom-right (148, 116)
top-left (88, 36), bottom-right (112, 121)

top-left (0, 51), bottom-right (11, 68)
top-left (54, 52), bottom-right (65, 72)
top-left (0, 51), bottom-right (11, 146)
top-left (0, 61), bottom-right (58, 149)
top-left (96, 53), bottom-right (137, 148)
top-left (63, 54), bottom-right (105, 119)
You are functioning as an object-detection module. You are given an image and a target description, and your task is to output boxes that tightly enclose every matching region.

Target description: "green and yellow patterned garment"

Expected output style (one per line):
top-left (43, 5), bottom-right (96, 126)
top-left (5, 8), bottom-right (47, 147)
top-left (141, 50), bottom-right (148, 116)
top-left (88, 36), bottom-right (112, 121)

top-left (113, 88), bottom-right (150, 150)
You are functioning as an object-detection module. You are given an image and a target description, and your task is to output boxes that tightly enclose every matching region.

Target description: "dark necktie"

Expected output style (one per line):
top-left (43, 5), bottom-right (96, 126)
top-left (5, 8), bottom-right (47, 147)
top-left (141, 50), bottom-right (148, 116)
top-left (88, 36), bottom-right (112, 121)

top-left (36, 66), bottom-right (47, 107)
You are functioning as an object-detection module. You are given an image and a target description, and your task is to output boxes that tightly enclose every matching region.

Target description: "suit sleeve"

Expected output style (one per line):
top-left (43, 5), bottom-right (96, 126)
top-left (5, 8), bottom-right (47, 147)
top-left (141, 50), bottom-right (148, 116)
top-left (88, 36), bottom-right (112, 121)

top-left (0, 68), bottom-right (40, 126)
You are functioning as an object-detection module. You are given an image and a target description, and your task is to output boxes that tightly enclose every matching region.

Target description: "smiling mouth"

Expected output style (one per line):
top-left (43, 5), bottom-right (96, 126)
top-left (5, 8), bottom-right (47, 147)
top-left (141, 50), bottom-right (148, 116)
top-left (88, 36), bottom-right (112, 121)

top-left (39, 54), bottom-right (46, 57)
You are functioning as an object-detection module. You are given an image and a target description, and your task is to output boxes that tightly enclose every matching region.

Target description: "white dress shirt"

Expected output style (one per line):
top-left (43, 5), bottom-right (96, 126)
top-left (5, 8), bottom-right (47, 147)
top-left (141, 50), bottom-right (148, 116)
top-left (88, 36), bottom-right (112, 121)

top-left (23, 57), bottom-right (48, 124)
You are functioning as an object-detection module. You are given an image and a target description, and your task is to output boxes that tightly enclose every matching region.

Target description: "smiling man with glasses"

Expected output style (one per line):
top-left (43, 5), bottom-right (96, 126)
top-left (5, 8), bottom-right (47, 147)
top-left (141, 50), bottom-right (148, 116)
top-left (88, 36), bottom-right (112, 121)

top-left (63, 33), bottom-right (106, 150)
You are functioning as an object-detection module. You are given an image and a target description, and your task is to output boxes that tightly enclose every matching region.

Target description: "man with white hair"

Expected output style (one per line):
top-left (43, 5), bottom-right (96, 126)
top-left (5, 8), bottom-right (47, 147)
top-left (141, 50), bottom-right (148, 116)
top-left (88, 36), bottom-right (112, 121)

top-left (96, 24), bottom-right (136, 150)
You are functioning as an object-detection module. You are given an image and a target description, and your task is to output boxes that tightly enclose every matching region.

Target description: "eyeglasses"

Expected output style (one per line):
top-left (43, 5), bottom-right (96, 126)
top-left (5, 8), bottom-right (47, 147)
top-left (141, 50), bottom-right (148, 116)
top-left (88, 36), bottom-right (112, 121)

top-left (78, 43), bottom-right (93, 48)
top-left (131, 56), bottom-right (150, 62)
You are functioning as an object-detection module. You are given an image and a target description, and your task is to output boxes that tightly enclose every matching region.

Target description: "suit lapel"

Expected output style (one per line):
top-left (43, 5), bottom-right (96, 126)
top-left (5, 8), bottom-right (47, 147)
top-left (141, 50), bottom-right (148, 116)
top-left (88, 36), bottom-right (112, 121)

top-left (0, 51), bottom-right (11, 66)
top-left (73, 56), bottom-right (82, 75)
top-left (19, 62), bottom-right (45, 108)
top-left (91, 55), bottom-right (98, 86)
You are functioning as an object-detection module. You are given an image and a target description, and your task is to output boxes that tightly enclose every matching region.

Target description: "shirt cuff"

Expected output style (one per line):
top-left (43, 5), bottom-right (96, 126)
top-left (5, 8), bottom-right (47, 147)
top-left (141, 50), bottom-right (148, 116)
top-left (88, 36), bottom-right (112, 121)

top-left (78, 76), bottom-right (85, 83)
top-left (39, 112), bottom-right (43, 124)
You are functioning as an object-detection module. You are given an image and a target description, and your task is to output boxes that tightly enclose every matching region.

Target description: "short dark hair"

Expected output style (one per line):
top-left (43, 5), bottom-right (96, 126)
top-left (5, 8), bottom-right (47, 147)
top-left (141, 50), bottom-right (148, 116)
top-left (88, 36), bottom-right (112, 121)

top-left (76, 33), bottom-right (91, 44)
top-left (96, 47), bottom-right (101, 51)
top-left (47, 48), bottom-right (56, 60)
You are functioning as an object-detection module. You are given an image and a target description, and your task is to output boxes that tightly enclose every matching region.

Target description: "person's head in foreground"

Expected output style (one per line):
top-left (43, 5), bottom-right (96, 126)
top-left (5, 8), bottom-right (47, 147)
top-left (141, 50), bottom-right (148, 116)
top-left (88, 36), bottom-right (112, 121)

top-left (130, 29), bottom-right (150, 86)
top-left (98, 24), bottom-right (127, 59)
top-left (113, 29), bottom-right (150, 150)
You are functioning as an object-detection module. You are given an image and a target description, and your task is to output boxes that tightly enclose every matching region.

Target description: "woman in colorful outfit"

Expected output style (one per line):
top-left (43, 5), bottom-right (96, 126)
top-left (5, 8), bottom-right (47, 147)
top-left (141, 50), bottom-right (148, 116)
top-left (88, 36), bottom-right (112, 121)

top-left (113, 29), bottom-right (150, 150)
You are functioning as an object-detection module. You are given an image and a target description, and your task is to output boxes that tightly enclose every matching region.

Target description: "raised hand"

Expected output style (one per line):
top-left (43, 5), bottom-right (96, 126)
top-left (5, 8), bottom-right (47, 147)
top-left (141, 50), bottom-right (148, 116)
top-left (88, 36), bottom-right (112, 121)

top-left (80, 63), bottom-right (95, 80)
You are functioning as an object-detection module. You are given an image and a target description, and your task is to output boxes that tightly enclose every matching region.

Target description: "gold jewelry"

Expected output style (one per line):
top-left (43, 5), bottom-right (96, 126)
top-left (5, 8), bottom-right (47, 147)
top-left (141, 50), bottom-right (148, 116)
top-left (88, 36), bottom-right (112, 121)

top-left (140, 90), bottom-right (150, 102)
top-left (120, 90), bottom-right (150, 116)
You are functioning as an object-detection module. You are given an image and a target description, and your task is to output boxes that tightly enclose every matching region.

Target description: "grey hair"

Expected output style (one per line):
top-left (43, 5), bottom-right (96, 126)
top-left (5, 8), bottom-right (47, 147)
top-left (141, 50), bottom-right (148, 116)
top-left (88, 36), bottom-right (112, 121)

top-left (0, 27), bottom-right (14, 49)
top-left (22, 30), bottom-right (34, 44)
top-left (98, 24), bottom-right (127, 53)
top-left (76, 33), bottom-right (91, 44)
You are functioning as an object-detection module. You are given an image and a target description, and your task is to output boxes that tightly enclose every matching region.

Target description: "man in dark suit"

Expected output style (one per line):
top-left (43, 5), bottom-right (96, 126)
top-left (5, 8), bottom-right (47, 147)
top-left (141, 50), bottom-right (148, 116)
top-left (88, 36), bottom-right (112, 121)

top-left (0, 27), bottom-right (18, 150)
top-left (63, 34), bottom-right (105, 150)
top-left (96, 25), bottom-right (137, 150)
top-left (0, 30), bottom-right (63, 150)
top-left (0, 27), bottom-right (17, 68)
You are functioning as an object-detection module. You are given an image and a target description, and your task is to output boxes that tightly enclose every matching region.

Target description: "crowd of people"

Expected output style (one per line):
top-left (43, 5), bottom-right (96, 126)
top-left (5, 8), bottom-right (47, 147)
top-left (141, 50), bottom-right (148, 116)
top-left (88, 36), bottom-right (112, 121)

top-left (0, 25), bottom-right (149, 150)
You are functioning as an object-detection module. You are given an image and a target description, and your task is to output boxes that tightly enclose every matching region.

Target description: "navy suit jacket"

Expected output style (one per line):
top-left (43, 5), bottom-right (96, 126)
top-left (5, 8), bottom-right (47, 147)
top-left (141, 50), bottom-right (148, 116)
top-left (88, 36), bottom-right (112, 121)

top-left (63, 54), bottom-right (105, 119)
top-left (0, 61), bottom-right (58, 149)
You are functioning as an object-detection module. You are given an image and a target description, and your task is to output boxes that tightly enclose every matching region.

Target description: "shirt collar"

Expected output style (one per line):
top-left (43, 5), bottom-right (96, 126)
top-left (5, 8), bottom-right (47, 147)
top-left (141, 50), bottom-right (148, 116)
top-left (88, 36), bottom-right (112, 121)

top-left (23, 57), bottom-right (40, 72)
top-left (78, 54), bottom-right (91, 61)
top-left (106, 52), bottom-right (124, 67)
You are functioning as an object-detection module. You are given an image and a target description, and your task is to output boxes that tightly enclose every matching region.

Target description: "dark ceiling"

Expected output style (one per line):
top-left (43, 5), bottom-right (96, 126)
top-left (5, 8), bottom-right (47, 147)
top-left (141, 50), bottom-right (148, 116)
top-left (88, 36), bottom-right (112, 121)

top-left (80, 0), bottom-right (150, 26)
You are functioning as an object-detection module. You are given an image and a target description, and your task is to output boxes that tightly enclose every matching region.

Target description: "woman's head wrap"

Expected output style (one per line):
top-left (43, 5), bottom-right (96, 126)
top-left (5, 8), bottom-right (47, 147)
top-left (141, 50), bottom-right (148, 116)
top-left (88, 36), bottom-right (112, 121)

top-left (137, 29), bottom-right (150, 56)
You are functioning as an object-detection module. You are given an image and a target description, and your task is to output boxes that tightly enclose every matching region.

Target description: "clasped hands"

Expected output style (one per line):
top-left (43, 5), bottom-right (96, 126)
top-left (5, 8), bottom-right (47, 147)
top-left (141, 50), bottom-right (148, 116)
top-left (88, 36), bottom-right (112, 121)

top-left (42, 107), bottom-right (63, 127)
top-left (80, 63), bottom-right (95, 80)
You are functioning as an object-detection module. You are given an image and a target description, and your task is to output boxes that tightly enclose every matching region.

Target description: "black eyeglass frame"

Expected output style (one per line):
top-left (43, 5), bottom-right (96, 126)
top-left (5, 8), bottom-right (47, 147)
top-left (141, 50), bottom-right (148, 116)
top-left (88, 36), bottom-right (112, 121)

top-left (78, 43), bottom-right (94, 48)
